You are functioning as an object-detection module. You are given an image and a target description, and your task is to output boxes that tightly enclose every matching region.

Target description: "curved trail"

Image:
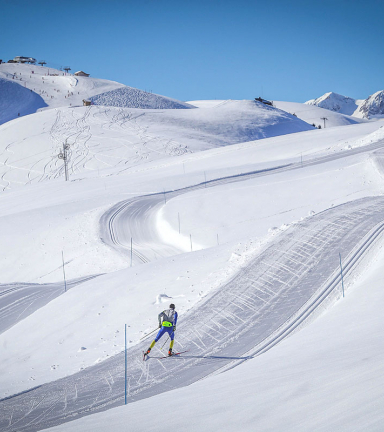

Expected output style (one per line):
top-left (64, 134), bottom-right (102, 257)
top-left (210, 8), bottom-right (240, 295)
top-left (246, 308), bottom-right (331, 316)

top-left (1, 140), bottom-right (384, 430)
top-left (101, 139), bottom-right (384, 265)
top-left (2, 197), bottom-right (384, 431)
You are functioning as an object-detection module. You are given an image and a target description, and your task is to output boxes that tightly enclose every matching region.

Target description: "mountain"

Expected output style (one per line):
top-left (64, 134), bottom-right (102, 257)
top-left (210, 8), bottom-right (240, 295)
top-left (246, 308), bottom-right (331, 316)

top-left (354, 90), bottom-right (384, 119)
top-left (305, 92), bottom-right (359, 116)
top-left (305, 91), bottom-right (384, 119)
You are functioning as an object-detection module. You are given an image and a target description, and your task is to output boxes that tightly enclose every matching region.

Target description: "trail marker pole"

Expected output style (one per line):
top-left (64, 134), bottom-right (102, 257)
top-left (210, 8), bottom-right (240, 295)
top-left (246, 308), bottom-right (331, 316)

top-left (339, 253), bottom-right (345, 298)
top-left (190, 234), bottom-right (193, 251)
top-left (125, 324), bottom-right (127, 404)
top-left (178, 212), bottom-right (180, 234)
top-left (61, 251), bottom-right (67, 293)
top-left (130, 238), bottom-right (133, 267)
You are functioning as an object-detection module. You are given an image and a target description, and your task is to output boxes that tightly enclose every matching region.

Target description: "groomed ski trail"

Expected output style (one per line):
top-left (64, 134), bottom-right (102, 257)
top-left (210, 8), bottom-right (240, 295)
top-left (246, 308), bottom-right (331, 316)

top-left (2, 196), bottom-right (384, 431)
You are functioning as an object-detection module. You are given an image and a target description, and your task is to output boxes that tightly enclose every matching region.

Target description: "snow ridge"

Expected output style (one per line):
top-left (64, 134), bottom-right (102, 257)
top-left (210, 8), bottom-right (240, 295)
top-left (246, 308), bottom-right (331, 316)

top-left (306, 90), bottom-right (384, 119)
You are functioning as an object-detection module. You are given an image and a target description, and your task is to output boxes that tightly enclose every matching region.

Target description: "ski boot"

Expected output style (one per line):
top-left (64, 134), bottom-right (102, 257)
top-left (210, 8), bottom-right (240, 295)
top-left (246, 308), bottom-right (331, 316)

top-left (168, 348), bottom-right (173, 357)
top-left (143, 348), bottom-right (151, 360)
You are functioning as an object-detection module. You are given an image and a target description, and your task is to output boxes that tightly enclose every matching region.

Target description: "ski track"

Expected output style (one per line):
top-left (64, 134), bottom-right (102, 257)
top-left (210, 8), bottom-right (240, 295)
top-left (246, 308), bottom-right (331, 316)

top-left (2, 196), bottom-right (384, 430)
top-left (0, 276), bottom-right (99, 336)
top-left (1, 125), bottom-right (384, 429)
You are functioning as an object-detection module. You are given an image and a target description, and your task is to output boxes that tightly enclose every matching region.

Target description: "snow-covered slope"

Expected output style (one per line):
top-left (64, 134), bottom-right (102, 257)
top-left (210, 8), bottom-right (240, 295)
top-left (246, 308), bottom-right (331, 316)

top-left (91, 86), bottom-right (195, 109)
top-left (2, 64), bottom-right (384, 431)
top-left (0, 78), bottom-right (47, 125)
top-left (45, 243), bottom-right (384, 432)
top-left (0, 63), bottom-right (124, 116)
top-left (0, 120), bottom-right (383, 400)
top-left (274, 100), bottom-right (366, 127)
top-left (0, 101), bottom-right (314, 190)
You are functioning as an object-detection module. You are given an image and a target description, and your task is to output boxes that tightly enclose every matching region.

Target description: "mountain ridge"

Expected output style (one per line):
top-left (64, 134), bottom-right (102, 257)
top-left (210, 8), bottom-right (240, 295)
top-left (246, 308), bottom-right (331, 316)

top-left (305, 90), bottom-right (384, 119)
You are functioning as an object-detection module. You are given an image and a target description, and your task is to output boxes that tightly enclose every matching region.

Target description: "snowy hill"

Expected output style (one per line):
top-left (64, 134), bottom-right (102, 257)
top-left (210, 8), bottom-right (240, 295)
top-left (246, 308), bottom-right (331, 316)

top-left (0, 77), bottom-right (47, 125)
top-left (274, 100), bottom-right (366, 128)
top-left (0, 63), bottom-right (124, 111)
top-left (91, 86), bottom-right (195, 109)
top-left (305, 90), bottom-right (384, 119)
top-left (2, 64), bottom-right (384, 432)
top-left (0, 63), bottom-right (195, 119)
top-left (0, 100), bottom-right (314, 190)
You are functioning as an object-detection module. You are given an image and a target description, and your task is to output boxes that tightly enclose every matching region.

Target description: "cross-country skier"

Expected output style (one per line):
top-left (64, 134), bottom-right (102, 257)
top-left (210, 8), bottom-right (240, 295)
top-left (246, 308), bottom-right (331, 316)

top-left (144, 304), bottom-right (178, 358)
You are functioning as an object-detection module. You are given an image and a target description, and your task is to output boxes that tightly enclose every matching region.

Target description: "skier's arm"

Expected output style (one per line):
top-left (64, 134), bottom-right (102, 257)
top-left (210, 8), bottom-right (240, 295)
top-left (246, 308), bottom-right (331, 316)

top-left (173, 311), bottom-right (178, 327)
top-left (158, 311), bottom-right (164, 328)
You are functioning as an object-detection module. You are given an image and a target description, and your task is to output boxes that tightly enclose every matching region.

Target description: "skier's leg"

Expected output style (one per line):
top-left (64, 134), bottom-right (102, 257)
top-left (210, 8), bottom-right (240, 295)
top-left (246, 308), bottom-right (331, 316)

top-left (154, 327), bottom-right (166, 342)
top-left (146, 327), bottom-right (165, 354)
top-left (168, 330), bottom-right (175, 356)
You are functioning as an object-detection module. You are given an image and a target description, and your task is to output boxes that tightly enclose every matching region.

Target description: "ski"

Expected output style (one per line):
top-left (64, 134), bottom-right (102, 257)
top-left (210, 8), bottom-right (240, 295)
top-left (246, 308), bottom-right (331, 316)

top-left (157, 350), bottom-right (189, 359)
top-left (143, 350), bottom-right (188, 361)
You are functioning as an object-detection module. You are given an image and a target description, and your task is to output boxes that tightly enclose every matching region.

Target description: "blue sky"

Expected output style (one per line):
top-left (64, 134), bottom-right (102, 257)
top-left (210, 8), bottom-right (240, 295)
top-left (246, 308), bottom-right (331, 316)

top-left (0, 0), bottom-right (383, 102)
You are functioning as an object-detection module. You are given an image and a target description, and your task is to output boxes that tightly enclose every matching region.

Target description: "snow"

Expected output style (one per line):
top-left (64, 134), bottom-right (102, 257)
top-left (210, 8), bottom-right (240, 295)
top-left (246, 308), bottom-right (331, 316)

top-left (91, 86), bottom-right (195, 109)
top-left (356, 90), bottom-right (384, 119)
top-left (0, 78), bottom-right (47, 125)
top-left (0, 101), bottom-right (313, 191)
top-left (46, 239), bottom-right (384, 432)
top-left (275, 100), bottom-right (366, 127)
top-left (0, 62), bottom-right (124, 120)
top-left (1, 66), bottom-right (384, 431)
top-left (305, 90), bottom-right (384, 119)
top-left (305, 91), bottom-right (359, 116)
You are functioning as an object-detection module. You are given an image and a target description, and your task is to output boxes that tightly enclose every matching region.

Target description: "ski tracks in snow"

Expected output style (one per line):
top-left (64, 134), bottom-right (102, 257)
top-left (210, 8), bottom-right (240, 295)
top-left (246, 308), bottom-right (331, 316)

top-left (2, 197), bottom-right (384, 430)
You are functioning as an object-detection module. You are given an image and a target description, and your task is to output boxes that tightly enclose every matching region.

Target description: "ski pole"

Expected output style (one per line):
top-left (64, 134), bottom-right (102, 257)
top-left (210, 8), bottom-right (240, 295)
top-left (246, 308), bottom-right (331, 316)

top-left (139, 327), bottom-right (158, 341)
top-left (161, 335), bottom-right (170, 350)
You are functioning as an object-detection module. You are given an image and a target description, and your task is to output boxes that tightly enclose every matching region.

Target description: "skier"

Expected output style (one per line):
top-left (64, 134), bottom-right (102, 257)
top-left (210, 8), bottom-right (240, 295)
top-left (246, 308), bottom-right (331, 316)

top-left (144, 304), bottom-right (178, 358)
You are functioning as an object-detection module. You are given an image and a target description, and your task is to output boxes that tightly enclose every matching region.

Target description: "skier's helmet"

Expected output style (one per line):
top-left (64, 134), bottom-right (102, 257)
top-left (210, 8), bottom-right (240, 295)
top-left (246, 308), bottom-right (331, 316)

top-left (169, 303), bottom-right (175, 309)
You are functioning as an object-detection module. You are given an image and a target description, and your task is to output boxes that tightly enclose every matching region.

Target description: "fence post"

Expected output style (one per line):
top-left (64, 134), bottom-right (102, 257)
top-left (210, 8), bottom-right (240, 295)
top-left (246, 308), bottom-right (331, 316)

top-left (62, 251), bottom-right (67, 293)
top-left (130, 238), bottom-right (133, 267)
top-left (125, 323), bottom-right (127, 405)
top-left (178, 212), bottom-right (180, 234)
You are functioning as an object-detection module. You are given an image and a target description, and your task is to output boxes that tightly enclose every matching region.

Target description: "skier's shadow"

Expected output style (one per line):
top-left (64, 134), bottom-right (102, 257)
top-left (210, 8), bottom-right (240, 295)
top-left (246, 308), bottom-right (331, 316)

top-left (161, 355), bottom-right (253, 361)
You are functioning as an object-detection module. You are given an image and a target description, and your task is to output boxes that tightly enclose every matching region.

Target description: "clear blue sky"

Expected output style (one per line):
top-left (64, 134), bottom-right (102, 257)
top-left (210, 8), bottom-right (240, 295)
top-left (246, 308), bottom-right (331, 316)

top-left (0, 0), bottom-right (383, 102)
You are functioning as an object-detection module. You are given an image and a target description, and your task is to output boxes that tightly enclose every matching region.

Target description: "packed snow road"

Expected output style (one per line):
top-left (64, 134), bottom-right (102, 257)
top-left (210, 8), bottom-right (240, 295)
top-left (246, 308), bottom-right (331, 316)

top-left (2, 196), bottom-right (384, 431)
